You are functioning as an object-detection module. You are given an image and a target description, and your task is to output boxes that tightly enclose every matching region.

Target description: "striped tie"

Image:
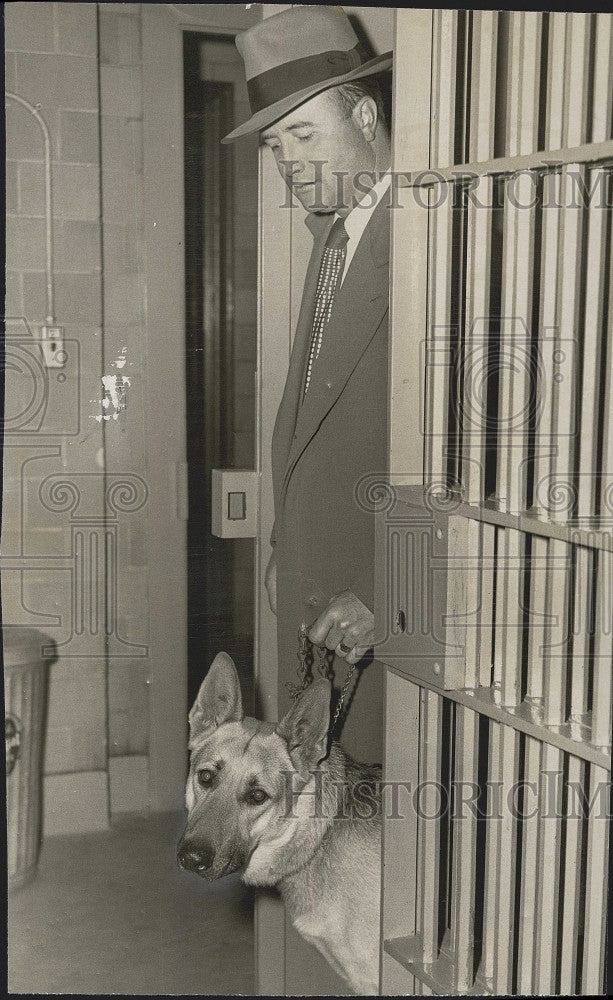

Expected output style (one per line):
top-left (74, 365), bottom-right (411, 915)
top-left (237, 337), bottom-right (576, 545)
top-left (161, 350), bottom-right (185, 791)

top-left (303, 216), bottom-right (349, 398)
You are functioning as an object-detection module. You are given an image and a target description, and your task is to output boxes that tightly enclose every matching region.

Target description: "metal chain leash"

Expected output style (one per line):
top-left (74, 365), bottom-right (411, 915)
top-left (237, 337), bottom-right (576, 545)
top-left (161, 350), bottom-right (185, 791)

top-left (286, 623), bottom-right (356, 733)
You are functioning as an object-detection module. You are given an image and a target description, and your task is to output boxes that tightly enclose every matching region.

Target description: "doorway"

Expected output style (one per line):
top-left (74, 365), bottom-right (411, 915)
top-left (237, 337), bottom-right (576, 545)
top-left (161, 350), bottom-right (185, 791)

top-left (183, 33), bottom-right (259, 712)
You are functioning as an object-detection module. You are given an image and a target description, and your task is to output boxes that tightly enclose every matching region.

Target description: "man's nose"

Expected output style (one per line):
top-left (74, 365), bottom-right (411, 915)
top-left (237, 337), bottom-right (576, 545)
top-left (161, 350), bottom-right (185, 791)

top-left (279, 156), bottom-right (303, 179)
top-left (177, 841), bottom-right (215, 873)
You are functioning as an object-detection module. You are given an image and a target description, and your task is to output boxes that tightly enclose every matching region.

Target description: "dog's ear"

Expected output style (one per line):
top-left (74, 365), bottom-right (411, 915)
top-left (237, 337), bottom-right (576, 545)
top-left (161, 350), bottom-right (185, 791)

top-left (189, 652), bottom-right (243, 747)
top-left (275, 679), bottom-right (331, 775)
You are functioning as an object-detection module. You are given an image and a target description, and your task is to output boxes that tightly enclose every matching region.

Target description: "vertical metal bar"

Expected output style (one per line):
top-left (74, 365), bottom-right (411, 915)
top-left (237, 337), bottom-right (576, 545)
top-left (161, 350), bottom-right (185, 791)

top-left (581, 763), bottom-right (609, 992)
top-left (463, 10), bottom-right (497, 504)
top-left (463, 181), bottom-right (493, 506)
top-left (569, 543), bottom-right (591, 741)
top-left (431, 9), bottom-right (459, 169)
top-left (380, 669), bottom-right (421, 996)
top-left (600, 210), bottom-right (613, 522)
top-left (515, 735), bottom-right (540, 994)
top-left (462, 519), bottom-right (481, 690)
top-left (592, 548), bottom-right (613, 750)
top-left (479, 522), bottom-right (496, 687)
top-left (425, 191), bottom-right (454, 489)
top-left (419, 689), bottom-right (443, 965)
top-left (495, 528), bottom-right (524, 709)
top-left (545, 13), bottom-right (568, 151)
top-left (480, 719), bottom-right (500, 988)
top-left (590, 14), bottom-right (613, 144)
top-left (542, 537), bottom-right (570, 727)
top-left (558, 754), bottom-right (585, 994)
top-left (450, 706), bottom-right (479, 992)
top-left (576, 167), bottom-right (608, 521)
top-left (497, 12), bottom-right (541, 513)
top-left (425, 9), bottom-right (457, 490)
top-left (562, 13), bottom-right (591, 148)
top-left (533, 744), bottom-right (563, 993)
top-left (493, 724), bottom-right (520, 994)
top-left (506, 12), bottom-right (543, 156)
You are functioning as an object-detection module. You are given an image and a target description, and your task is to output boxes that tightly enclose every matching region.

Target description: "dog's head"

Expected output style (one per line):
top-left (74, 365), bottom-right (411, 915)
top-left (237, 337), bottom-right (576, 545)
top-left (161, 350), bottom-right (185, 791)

top-left (177, 652), bottom-right (332, 885)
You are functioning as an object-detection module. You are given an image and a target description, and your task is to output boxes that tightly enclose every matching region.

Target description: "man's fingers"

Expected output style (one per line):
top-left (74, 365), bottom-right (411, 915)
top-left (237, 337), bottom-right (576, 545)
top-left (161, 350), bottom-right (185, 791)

top-left (308, 608), bottom-right (337, 645)
top-left (324, 625), bottom-right (344, 650)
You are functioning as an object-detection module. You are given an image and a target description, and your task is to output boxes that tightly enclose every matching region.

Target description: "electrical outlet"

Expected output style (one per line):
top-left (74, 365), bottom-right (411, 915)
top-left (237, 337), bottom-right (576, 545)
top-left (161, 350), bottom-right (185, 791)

top-left (40, 325), bottom-right (66, 368)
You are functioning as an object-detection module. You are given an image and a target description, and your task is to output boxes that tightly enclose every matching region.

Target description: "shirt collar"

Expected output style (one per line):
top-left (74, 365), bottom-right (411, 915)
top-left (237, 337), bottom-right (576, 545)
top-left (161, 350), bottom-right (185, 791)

top-left (341, 172), bottom-right (392, 243)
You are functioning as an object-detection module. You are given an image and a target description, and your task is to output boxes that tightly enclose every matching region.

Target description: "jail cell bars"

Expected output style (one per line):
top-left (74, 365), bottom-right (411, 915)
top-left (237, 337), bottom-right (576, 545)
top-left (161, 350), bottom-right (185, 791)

top-left (383, 9), bottom-right (612, 997)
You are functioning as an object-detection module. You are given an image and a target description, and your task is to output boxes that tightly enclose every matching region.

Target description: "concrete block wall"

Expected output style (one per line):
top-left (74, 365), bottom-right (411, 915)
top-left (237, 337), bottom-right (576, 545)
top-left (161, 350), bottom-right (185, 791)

top-left (4, 2), bottom-right (108, 833)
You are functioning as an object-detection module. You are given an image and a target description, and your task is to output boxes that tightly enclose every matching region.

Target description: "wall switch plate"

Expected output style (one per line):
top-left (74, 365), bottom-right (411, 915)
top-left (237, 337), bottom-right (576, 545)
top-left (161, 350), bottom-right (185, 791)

top-left (211, 469), bottom-right (259, 538)
top-left (40, 325), bottom-right (66, 368)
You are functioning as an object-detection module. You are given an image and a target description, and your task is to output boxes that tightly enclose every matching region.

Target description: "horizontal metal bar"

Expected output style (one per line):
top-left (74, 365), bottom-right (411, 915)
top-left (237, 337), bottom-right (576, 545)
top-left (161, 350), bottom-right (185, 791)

top-left (388, 487), bottom-right (613, 551)
top-left (384, 664), bottom-right (611, 770)
top-left (401, 138), bottom-right (613, 185)
top-left (383, 937), bottom-right (492, 996)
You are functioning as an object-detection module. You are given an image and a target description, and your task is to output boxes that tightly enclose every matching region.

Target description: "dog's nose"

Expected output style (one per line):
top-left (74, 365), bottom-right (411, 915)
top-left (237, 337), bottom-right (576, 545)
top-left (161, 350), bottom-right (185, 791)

top-left (177, 843), bottom-right (214, 873)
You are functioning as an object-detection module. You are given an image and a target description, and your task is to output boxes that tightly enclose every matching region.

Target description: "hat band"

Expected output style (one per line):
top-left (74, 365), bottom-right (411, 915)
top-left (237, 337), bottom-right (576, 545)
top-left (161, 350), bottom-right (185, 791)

top-left (247, 45), bottom-right (365, 115)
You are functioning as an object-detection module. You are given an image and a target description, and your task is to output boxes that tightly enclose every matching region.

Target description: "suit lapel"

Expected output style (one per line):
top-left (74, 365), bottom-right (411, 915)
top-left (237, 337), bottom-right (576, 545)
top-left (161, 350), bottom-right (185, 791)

top-left (281, 192), bottom-right (390, 499)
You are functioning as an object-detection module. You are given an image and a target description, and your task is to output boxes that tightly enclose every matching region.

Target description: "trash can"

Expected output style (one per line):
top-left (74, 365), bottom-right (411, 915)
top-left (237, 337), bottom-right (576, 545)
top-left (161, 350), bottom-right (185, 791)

top-left (4, 628), bottom-right (51, 891)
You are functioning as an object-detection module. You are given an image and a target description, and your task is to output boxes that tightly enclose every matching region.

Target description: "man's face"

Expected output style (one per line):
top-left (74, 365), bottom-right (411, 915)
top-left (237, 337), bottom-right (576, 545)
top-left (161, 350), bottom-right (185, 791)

top-left (260, 89), bottom-right (376, 214)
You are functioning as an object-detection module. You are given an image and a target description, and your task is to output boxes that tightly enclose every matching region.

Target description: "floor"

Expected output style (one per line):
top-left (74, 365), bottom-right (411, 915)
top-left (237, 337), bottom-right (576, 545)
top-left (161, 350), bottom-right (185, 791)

top-left (8, 811), bottom-right (255, 995)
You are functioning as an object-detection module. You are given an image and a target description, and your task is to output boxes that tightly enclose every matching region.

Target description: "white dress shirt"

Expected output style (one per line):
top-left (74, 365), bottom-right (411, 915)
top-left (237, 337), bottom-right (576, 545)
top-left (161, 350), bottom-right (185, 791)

top-left (339, 172), bottom-right (391, 285)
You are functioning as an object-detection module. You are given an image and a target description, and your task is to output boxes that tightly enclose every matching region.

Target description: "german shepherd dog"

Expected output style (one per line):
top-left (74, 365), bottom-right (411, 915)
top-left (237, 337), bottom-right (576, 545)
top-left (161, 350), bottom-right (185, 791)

top-left (177, 652), bottom-right (382, 995)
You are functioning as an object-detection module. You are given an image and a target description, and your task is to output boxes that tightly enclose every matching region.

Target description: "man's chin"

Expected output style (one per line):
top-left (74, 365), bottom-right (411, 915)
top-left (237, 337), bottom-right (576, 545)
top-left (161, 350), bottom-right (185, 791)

top-left (291, 187), bottom-right (337, 214)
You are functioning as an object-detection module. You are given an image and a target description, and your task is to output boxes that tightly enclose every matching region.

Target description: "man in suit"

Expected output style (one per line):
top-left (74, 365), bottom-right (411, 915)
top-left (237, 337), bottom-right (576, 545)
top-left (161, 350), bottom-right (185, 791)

top-left (224, 5), bottom-right (392, 762)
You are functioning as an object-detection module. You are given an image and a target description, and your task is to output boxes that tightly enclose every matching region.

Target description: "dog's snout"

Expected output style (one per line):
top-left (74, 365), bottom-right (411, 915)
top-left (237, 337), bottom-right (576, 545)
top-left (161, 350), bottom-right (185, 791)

top-left (177, 842), bottom-right (214, 873)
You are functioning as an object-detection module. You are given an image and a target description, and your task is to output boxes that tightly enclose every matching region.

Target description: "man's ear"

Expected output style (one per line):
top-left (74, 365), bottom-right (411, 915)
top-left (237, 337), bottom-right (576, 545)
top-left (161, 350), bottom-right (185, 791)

top-left (188, 652), bottom-right (243, 748)
top-left (354, 95), bottom-right (377, 142)
top-left (275, 679), bottom-right (331, 776)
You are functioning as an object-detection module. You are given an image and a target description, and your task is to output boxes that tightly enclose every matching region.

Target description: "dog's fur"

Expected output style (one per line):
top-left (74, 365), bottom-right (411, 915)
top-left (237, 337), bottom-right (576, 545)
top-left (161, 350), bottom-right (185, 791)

top-left (178, 652), bottom-right (382, 995)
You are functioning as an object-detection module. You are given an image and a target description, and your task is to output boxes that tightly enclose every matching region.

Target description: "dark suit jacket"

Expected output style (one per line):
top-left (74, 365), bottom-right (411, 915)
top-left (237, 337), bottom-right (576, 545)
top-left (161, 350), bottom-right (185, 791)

top-left (271, 193), bottom-right (390, 761)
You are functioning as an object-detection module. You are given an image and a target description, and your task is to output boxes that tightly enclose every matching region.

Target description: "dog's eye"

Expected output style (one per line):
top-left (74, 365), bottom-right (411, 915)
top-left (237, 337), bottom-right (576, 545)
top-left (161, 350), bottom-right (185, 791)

top-left (249, 788), bottom-right (268, 805)
top-left (197, 768), bottom-right (213, 787)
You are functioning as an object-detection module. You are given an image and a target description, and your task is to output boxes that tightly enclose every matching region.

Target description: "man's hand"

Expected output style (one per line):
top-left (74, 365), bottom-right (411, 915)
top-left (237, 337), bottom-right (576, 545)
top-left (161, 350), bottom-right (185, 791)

top-left (308, 590), bottom-right (374, 665)
top-left (265, 550), bottom-right (277, 616)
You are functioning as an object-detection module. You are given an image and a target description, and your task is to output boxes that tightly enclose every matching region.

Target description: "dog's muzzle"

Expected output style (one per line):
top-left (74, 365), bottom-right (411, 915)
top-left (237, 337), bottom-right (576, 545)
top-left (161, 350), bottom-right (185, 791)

top-left (177, 841), bottom-right (215, 875)
top-left (177, 837), bottom-right (244, 880)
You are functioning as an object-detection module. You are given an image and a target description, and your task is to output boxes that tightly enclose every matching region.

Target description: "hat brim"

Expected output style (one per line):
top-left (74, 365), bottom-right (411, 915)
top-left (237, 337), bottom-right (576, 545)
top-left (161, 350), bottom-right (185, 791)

top-left (221, 50), bottom-right (393, 144)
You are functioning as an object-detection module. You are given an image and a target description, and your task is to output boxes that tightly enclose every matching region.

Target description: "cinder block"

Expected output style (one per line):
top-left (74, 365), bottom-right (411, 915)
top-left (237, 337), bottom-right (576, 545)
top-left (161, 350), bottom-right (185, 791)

top-left (99, 12), bottom-right (141, 66)
top-left (15, 53), bottom-right (98, 114)
top-left (109, 756), bottom-right (149, 814)
top-left (101, 168), bottom-right (142, 225)
top-left (6, 105), bottom-right (45, 161)
top-left (21, 271), bottom-right (47, 322)
top-left (59, 110), bottom-right (99, 163)
top-left (54, 2), bottom-right (98, 56)
top-left (54, 272), bottom-right (103, 324)
top-left (5, 52), bottom-right (17, 90)
top-left (104, 272), bottom-right (144, 325)
top-left (100, 64), bottom-right (142, 118)
top-left (102, 222), bottom-right (140, 273)
top-left (17, 162), bottom-right (45, 215)
top-left (54, 219), bottom-right (102, 272)
top-left (5, 1), bottom-right (55, 52)
top-left (52, 163), bottom-right (100, 220)
top-left (100, 116), bottom-right (142, 174)
top-left (6, 216), bottom-right (47, 270)
top-left (5, 272), bottom-right (23, 316)
top-left (6, 162), bottom-right (18, 213)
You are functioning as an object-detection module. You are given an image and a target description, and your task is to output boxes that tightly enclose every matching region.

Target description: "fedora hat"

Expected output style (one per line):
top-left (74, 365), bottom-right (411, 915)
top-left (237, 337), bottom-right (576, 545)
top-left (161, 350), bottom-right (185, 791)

top-left (222, 5), bottom-right (392, 143)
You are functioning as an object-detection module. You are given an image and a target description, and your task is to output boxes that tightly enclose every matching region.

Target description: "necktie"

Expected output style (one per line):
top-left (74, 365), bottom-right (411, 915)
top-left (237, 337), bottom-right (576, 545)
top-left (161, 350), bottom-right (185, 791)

top-left (303, 216), bottom-right (349, 397)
